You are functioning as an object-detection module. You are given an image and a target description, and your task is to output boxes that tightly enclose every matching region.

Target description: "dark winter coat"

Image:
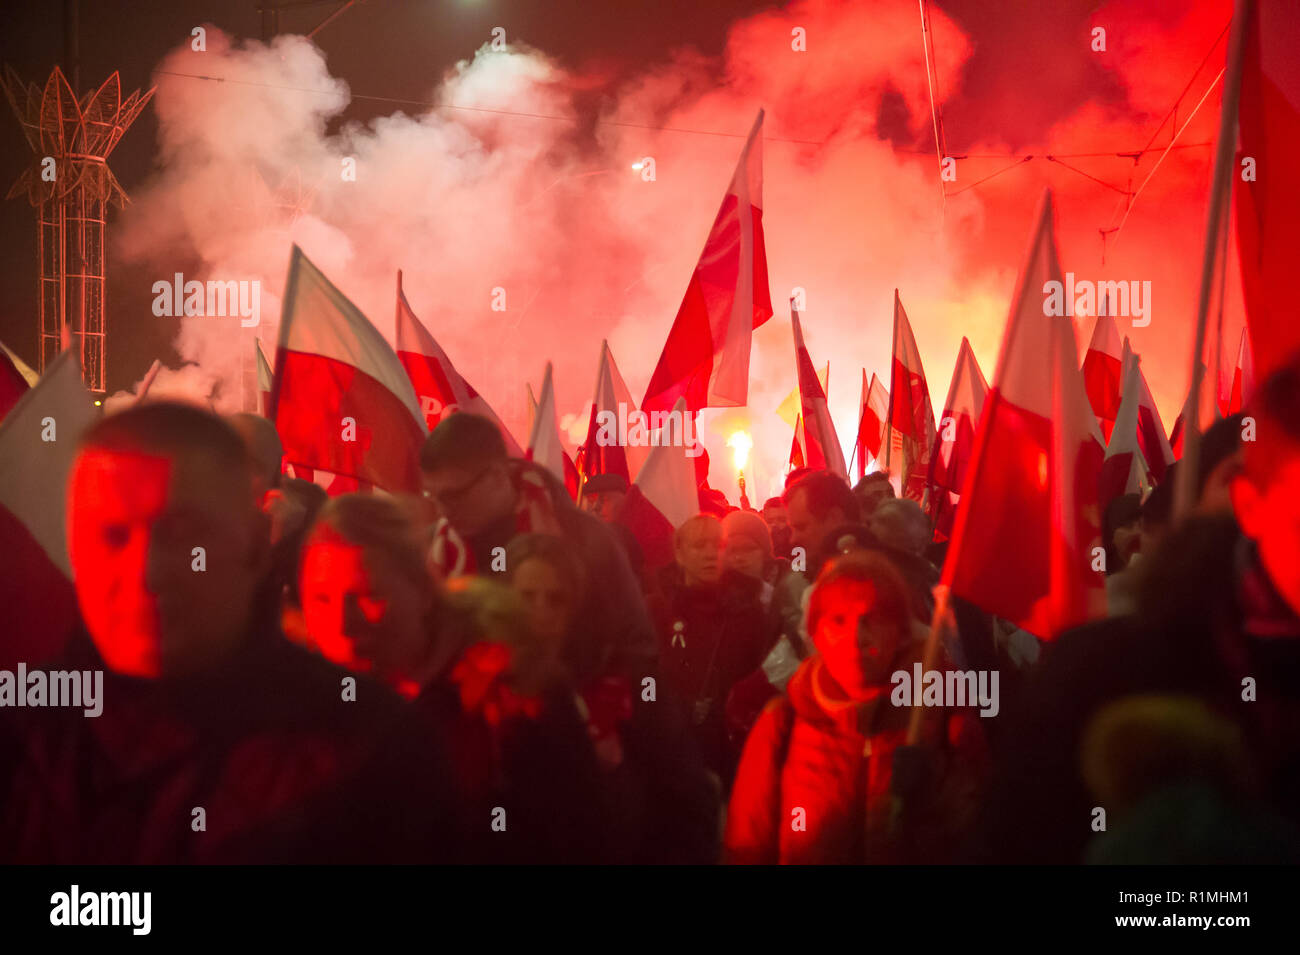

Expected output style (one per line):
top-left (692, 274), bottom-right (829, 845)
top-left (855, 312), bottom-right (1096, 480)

top-left (0, 622), bottom-right (465, 864)
top-left (416, 640), bottom-right (611, 863)
top-left (980, 516), bottom-right (1300, 863)
top-left (649, 567), bottom-right (779, 784)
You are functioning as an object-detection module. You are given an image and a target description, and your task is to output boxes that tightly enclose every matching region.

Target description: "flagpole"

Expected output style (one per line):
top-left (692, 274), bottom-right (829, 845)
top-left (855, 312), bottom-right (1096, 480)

top-left (133, 359), bottom-right (162, 405)
top-left (906, 584), bottom-right (951, 746)
top-left (849, 402), bottom-right (865, 480)
top-left (884, 290), bottom-right (901, 480)
top-left (576, 340), bottom-right (609, 510)
top-left (1176, 0), bottom-right (1253, 521)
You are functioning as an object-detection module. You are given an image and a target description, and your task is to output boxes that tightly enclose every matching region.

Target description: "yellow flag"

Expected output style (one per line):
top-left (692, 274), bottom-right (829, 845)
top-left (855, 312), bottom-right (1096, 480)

top-left (776, 362), bottom-right (828, 427)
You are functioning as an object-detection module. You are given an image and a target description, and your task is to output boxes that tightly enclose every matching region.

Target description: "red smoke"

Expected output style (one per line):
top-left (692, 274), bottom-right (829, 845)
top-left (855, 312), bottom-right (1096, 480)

top-left (114, 0), bottom-right (1239, 498)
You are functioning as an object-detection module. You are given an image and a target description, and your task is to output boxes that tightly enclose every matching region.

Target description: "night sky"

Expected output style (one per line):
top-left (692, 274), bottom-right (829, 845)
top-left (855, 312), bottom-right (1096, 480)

top-left (0, 0), bottom-right (785, 388)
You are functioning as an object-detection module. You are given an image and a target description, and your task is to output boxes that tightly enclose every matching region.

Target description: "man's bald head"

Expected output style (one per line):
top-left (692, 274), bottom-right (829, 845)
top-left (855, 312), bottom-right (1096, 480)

top-left (69, 403), bottom-right (269, 678)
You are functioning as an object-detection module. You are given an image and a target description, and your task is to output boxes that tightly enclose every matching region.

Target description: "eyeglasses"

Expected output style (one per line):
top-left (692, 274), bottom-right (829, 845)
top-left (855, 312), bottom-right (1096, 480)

top-left (422, 462), bottom-right (496, 506)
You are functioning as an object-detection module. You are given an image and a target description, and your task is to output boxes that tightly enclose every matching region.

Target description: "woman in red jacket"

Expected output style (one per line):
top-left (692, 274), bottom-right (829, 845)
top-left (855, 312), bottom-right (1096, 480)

top-left (725, 552), bottom-right (984, 864)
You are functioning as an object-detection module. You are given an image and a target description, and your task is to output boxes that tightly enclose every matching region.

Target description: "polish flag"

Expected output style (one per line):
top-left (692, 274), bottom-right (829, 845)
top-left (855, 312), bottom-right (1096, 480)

top-left (526, 362), bottom-right (579, 499)
top-left (581, 340), bottom-right (648, 484)
top-left (394, 270), bottom-right (521, 456)
top-left (525, 382), bottom-right (538, 438)
top-left (1131, 343), bottom-right (1175, 485)
top-left (1220, 327), bottom-right (1256, 415)
top-left (619, 397), bottom-right (702, 569)
top-left (854, 371), bottom-right (889, 481)
top-left (271, 246), bottom-right (427, 494)
top-left (884, 290), bottom-right (937, 500)
top-left (788, 413), bottom-right (806, 471)
top-left (0, 351), bottom-right (99, 666)
top-left (1236, 0), bottom-right (1300, 381)
top-left (632, 396), bottom-right (700, 531)
top-left (792, 304), bottom-right (848, 479)
top-left (1169, 411), bottom-right (1186, 460)
top-left (928, 337), bottom-right (988, 538)
top-left (941, 191), bottom-right (1106, 639)
top-left (283, 462), bottom-right (367, 497)
top-left (642, 110), bottom-right (773, 413)
top-left (1081, 297), bottom-right (1123, 441)
top-left (1099, 341), bottom-right (1153, 509)
top-left (255, 337), bottom-right (273, 417)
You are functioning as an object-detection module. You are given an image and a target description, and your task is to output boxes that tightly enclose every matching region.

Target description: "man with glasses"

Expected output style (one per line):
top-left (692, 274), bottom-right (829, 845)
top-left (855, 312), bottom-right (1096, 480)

top-left (421, 413), bottom-right (658, 679)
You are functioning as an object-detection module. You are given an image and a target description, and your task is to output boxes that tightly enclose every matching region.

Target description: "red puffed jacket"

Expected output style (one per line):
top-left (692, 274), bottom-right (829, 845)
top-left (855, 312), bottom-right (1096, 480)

top-left (725, 646), bottom-right (986, 864)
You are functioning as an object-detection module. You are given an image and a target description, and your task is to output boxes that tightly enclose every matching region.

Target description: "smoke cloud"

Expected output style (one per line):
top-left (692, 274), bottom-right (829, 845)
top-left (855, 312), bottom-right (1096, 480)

top-left (113, 0), bottom-right (1237, 498)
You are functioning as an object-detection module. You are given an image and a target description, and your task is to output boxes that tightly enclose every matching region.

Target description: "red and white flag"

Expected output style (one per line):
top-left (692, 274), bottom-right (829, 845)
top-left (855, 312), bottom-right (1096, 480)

top-left (1219, 327), bottom-right (1256, 415)
top-left (929, 337), bottom-right (988, 494)
top-left (271, 246), bottom-right (427, 494)
top-left (642, 110), bottom-right (773, 413)
top-left (884, 290), bottom-right (937, 500)
top-left (854, 371), bottom-right (889, 481)
top-left (620, 397), bottom-right (701, 569)
top-left (580, 340), bottom-right (647, 484)
top-left (526, 362), bottom-right (579, 499)
top-left (788, 414), bottom-right (806, 471)
top-left (632, 396), bottom-right (700, 530)
top-left (791, 304), bottom-right (848, 479)
top-left (1099, 341), bottom-right (1153, 508)
top-left (1081, 296), bottom-right (1123, 441)
top-left (1132, 344), bottom-right (1175, 485)
top-left (928, 337), bottom-right (988, 538)
top-left (255, 337), bottom-right (273, 417)
top-left (0, 351), bottom-right (99, 666)
top-left (941, 191), bottom-right (1106, 639)
top-left (395, 270), bottom-right (521, 455)
top-left (1236, 0), bottom-right (1300, 381)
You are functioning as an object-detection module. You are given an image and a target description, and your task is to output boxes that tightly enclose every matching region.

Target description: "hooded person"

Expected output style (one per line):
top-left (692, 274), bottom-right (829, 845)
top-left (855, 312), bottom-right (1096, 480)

top-left (725, 552), bottom-right (985, 864)
top-left (420, 412), bottom-right (657, 681)
top-left (0, 403), bottom-right (463, 864)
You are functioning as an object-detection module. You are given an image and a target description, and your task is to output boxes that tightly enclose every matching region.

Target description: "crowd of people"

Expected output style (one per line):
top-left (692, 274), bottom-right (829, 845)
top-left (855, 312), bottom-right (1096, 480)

top-left (3, 354), bottom-right (1300, 864)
